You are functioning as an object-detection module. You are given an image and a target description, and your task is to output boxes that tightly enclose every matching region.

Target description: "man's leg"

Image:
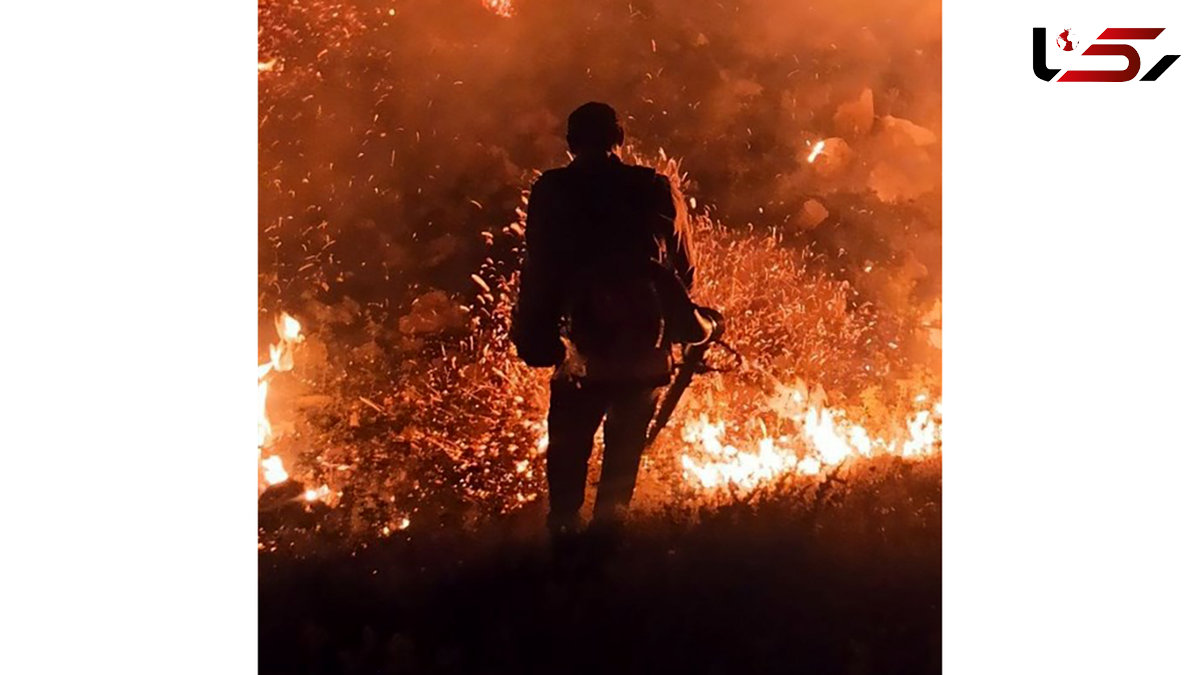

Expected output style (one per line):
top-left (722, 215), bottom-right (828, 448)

top-left (594, 384), bottom-right (662, 522)
top-left (545, 379), bottom-right (608, 531)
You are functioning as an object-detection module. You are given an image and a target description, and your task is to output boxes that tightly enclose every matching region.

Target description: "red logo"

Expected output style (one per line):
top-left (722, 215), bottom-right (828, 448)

top-left (1033, 27), bottom-right (1180, 82)
top-left (1056, 29), bottom-right (1076, 51)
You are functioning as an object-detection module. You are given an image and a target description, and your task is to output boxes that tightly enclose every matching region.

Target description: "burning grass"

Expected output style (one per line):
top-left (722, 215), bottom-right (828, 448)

top-left (258, 185), bottom-right (939, 549)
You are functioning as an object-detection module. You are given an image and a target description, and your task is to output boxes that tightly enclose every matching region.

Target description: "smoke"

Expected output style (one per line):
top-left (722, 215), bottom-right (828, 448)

top-left (259, 0), bottom-right (941, 320)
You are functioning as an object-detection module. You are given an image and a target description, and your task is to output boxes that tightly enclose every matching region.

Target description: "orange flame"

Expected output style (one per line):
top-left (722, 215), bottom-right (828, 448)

top-left (680, 382), bottom-right (940, 492)
top-left (257, 378), bottom-right (272, 448)
top-left (258, 312), bottom-right (304, 489)
top-left (262, 454), bottom-right (289, 485)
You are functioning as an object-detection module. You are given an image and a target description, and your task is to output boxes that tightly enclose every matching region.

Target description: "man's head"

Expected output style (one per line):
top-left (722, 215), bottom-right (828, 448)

top-left (566, 102), bottom-right (624, 156)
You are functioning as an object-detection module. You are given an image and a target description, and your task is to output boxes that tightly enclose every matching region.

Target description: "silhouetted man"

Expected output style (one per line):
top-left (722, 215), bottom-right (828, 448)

top-left (513, 102), bottom-right (695, 541)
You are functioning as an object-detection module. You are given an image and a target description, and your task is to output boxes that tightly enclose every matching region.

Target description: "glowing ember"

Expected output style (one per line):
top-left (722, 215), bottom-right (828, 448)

top-left (382, 516), bottom-right (412, 537)
top-left (304, 484), bottom-right (331, 502)
top-left (806, 139), bottom-right (826, 163)
top-left (258, 58), bottom-right (278, 73)
top-left (482, 0), bottom-right (515, 18)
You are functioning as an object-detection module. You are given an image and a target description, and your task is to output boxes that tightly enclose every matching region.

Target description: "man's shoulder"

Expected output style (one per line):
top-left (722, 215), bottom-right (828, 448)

top-left (620, 162), bottom-right (660, 180)
top-left (532, 167), bottom-right (570, 187)
top-left (615, 163), bottom-right (671, 195)
top-left (538, 166), bottom-right (572, 180)
top-left (532, 161), bottom-right (666, 194)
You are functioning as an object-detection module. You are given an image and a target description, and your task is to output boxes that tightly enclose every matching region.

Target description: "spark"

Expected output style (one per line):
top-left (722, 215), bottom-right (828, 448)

top-left (806, 139), bottom-right (826, 163)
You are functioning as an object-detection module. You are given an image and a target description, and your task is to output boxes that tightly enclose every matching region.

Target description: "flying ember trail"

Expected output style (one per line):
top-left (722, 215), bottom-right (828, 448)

top-left (806, 139), bottom-right (826, 163)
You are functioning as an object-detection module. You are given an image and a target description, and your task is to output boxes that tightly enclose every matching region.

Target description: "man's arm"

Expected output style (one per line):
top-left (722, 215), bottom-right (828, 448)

top-left (511, 176), bottom-right (565, 366)
top-left (521, 177), bottom-right (552, 298)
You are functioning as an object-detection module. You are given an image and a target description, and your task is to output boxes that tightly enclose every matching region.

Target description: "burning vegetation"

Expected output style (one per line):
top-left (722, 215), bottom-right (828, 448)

top-left (257, 0), bottom-right (941, 548)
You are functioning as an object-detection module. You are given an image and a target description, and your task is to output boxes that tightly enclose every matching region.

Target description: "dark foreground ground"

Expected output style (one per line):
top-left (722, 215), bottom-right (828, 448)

top-left (260, 458), bottom-right (940, 675)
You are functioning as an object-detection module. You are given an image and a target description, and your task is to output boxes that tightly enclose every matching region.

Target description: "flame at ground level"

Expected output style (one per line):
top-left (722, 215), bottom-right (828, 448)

top-left (259, 312), bottom-right (305, 490)
top-left (679, 383), bottom-right (939, 492)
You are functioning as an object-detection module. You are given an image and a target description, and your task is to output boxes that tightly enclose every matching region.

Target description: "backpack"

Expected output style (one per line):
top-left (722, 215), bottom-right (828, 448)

top-left (565, 256), bottom-right (667, 360)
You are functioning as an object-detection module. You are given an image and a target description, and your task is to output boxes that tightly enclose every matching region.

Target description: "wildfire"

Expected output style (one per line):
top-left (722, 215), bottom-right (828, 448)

top-left (482, 0), bottom-right (515, 18)
top-left (680, 382), bottom-right (940, 492)
top-left (254, 0), bottom-right (943, 541)
top-left (258, 312), bottom-right (304, 489)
